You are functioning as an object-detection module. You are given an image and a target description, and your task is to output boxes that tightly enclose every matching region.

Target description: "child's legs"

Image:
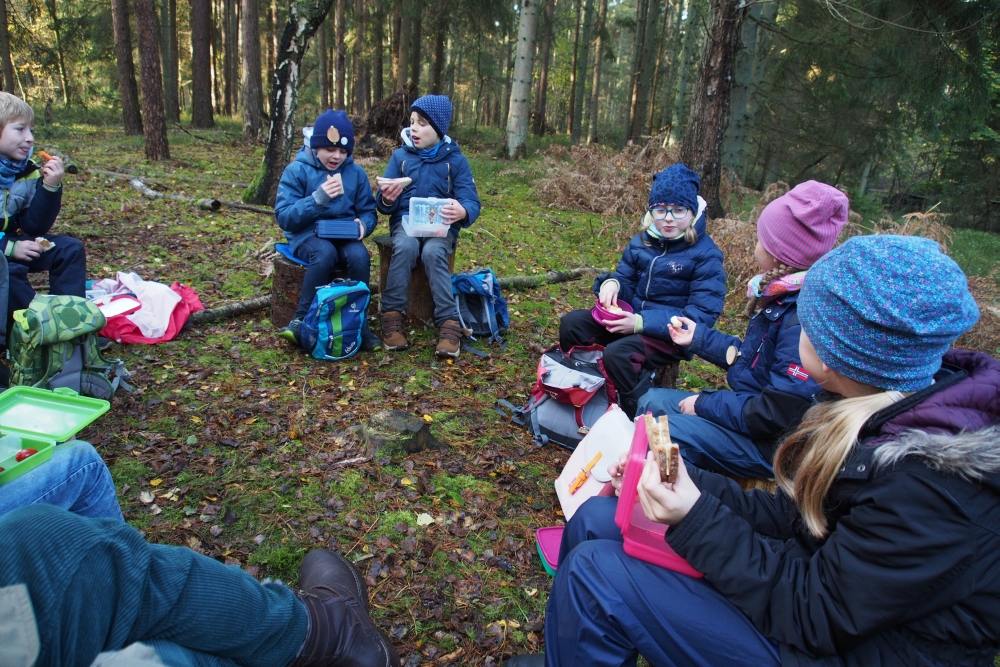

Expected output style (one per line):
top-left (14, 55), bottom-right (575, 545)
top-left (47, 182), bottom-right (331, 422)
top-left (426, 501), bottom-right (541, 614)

top-left (558, 309), bottom-right (619, 350)
top-left (545, 539), bottom-right (780, 667)
top-left (420, 235), bottom-right (458, 325)
top-left (636, 388), bottom-right (695, 417)
top-left (335, 239), bottom-right (372, 285)
top-left (8, 259), bottom-right (35, 313)
top-left (602, 335), bottom-right (677, 418)
top-left (292, 237), bottom-right (340, 320)
top-left (560, 496), bottom-right (622, 563)
top-left (28, 234), bottom-right (86, 298)
top-left (381, 225), bottom-right (420, 313)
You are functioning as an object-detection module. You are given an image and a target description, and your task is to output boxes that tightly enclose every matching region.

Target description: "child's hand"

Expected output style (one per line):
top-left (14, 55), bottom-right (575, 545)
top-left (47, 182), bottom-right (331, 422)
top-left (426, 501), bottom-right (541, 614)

top-left (678, 395), bottom-right (698, 415)
top-left (608, 452), bottom-right (629, 497)
top-left (356, 218), bottom-right (364, 240)
top-left (637, 451), bottom-right (700, 526)
top-left (440, 199), bottom-right (466, 225)
top-left (380, 181), bottom-right (404, 204)
top-left (321, 174), bottom-right (344, 199)
top-left (668, 316), bottom-right (696, 346)
top-left (41, 155), bottom-right (65, 187)
top-left (598, 281), bottom-right (619, 308)
top-left (604, 312), bottom-right (637, 334)
top-left (12, 240), bottom-right (42, 262)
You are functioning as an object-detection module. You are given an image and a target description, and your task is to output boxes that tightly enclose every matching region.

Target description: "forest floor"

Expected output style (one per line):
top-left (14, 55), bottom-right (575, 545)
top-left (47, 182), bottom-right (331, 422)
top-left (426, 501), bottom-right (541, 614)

top-left (34, 116), bottom-right (1000, 667)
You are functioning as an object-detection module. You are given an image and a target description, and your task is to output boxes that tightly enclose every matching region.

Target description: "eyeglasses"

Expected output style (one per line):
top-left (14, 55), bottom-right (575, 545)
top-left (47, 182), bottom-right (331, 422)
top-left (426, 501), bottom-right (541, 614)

top-left (650, 206), bottom-right (689, 220)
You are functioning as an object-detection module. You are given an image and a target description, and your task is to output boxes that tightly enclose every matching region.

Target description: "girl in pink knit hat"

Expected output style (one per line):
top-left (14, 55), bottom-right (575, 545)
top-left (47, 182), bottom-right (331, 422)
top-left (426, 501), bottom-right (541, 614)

top-left (636, 181), bottom-right (848, 478)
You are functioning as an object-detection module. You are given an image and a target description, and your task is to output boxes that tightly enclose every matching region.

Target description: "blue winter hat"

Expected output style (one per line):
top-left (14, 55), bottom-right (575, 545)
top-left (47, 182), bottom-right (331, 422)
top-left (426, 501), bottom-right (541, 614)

top-left (798, 235), bottom-right (980, 392)
top-left (310, 109), bottom-right (354, 155)
top-left (410, 95), bottom-right (453, 139)
top-left (649, 164), bottom-right (700, 211)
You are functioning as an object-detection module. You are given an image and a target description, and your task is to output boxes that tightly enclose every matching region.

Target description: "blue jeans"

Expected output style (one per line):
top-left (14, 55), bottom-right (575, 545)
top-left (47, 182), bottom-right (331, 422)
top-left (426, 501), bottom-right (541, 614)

top-left (545, 497), bottom-right (780, 667)
top-left (637, 388), bottom-right (774, 478)
top-left (381, 224), bottom-right (458, 326)
top-left (292, 235), bottom-right (371, 321)
top-left (0, 504), bottom-right (307, 667)
top-left (0, 440), bottom-right (123, 521)
top-left (8, 233), bottom-right (87, 313)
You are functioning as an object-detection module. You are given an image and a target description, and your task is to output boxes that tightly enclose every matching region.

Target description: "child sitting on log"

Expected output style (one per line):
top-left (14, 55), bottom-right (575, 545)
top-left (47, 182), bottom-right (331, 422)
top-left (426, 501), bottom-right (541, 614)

top-left (274, 109), bottom-right (381, 352)
top-left (375, 95), bottom-right (481, 359)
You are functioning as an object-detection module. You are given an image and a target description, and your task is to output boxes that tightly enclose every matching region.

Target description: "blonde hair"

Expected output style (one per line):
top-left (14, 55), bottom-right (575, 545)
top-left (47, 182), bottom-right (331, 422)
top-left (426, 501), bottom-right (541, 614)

top-left (0, 93), bottom-right (33, 131)
top-left (773, 391), bottom-right (905, 538)
top-left (640, 211), bottom-right (698, 247)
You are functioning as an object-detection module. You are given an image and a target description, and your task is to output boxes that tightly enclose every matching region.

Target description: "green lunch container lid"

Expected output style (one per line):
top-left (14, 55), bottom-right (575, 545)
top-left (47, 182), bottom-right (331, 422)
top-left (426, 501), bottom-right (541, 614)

top-left (0, 386), bottom-right (110, 443)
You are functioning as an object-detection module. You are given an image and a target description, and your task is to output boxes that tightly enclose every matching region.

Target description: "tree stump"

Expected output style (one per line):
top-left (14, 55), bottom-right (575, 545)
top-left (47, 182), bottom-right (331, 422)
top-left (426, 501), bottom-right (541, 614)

top-left (359, 409), bottom-right (443, 456)
top-left (270, 254), bottom-right (348, 328)
top-left (374, 234), bottom-right (455, 326)
top-left (652, 360), bottom-right (679, 390)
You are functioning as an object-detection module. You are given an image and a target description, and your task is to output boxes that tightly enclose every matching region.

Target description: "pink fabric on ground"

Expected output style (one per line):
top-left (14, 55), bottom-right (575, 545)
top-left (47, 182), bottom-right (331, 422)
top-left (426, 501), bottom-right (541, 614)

top-left (100, 283), bottom-right (204, 344)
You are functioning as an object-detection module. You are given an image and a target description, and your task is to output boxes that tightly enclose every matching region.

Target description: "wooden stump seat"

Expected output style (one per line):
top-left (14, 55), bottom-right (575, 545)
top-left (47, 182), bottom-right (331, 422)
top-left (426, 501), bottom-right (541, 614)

top-left (374, 234), bottom-right (455, 326)
top-left (270, 254), bottom-right (347, 328)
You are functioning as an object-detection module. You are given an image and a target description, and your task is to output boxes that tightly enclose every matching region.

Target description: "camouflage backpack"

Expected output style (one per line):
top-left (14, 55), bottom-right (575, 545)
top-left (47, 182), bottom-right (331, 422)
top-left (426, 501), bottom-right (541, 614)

top-left (9, 294), bottom-right (131, 399)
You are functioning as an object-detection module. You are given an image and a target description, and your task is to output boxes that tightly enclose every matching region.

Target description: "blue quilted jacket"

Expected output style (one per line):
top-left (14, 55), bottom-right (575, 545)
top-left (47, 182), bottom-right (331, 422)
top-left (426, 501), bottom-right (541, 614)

top-left (594, 199), bottom-right (726, 342)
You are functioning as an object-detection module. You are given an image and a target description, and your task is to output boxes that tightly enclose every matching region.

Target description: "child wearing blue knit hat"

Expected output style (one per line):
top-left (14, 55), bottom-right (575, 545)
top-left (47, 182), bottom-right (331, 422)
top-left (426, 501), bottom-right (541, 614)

top-left (376, 94), bottom-right (481, 359)
top-left (273, 109), bottom-right (381, 352)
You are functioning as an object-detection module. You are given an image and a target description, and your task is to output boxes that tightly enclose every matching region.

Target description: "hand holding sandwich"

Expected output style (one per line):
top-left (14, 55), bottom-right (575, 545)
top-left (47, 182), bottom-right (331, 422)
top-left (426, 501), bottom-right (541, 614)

top-left (637, 450), bottom-right (700, 526)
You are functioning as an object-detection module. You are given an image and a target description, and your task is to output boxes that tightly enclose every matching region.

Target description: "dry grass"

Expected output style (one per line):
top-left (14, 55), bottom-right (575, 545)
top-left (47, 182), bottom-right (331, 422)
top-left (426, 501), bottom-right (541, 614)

top-left (957, 274), bottom-right (1000, 354)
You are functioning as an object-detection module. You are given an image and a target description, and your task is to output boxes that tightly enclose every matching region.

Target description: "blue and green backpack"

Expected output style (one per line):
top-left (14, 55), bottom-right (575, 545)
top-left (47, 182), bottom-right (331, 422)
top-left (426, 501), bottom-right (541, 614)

top-left (299, 280), bottom-right (371, 361)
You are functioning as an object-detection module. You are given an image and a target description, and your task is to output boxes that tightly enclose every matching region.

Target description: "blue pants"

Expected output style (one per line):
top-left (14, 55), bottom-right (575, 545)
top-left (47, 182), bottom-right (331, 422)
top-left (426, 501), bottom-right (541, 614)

top-left (381, 223), bottom-right (458, 326)
top-left (0, 504), bottom-right (307, 667)
top-left (0, 440), bottom-right (123, 521)
top-left (292, 235), bottom-right (371, 321)
top-left (8, 233), bottom-right (87, 313)
top-left (637, 388), bottom-right (774, 478)
top-left (546, 497), bottom-right (780, 667)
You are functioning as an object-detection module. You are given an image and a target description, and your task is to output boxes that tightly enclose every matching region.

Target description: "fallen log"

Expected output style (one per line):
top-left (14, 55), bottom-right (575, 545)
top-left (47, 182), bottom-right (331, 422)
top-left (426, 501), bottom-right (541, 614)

top-left (188, 296), bottom-right (270, 324)
top-left (89, 167), bottom-right (250, 188)
top-left (130, 178), bottom-right (221, 211)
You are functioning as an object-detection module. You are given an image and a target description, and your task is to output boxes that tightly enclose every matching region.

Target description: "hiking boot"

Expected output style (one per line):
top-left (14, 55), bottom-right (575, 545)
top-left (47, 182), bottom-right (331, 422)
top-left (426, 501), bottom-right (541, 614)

top-left (361, 327), bottom-right (383, 353)
top-left (97, 336), bottom-right (113, 351)
top-left (504, 656), bottom-right (546, 667)
top-left (435, 320), bottom-right (463, 358)
top-left (379, 311), bottom-right (409, 350)
top-left (291, 549), bottom-right (400, 667)
top-left (279, 318), bottom-right (302, 344)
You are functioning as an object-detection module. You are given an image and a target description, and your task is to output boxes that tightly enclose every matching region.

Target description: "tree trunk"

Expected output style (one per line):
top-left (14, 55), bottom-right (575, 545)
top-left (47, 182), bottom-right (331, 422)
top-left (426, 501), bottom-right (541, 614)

top-left (503, 0), bottom-right (538, 159)
top-left (134, 0), bottom-right (171, 160)
top-left (353, 0), bottom-right (367, 113)
top-left (501, 30), bottom-right (513, 129)
top-left (679, 0), bottom-right (748, 219)
top-left (371, 3), bottom-right (384, 102)
top-left (391, 3), bottom-right (401, 85)
top-left (570, 0), bottom-right (595, 145)
top-left (567, 0), bottom-right (582, 136)
top-left (0, 0), bottom-right (14, 94)
top-left (244, 0), bottom-right (337, 205)
top-left (721, 0), bottom-right (759, 178)
top-left (265, 0), bottom-right (275, 76)
top-left (669, 0), bottom-right (700, 145)
top-left (191, 0), bottom-right (215, 127)
top-left (223, 0), bottom-right (238, 115)
top-left (628, 0), bottom-right (660, 140)
top-left (585, 0), bottom-right (607, 143)
top-left (334, 0), bottom-right (346, 108)
top-left (738, 0), bottom-right (778, 182)
top-left (318, 17), bottom-right (330, 107)
top-left (531, 0), bottom-right (554, 135)
top-left (44, 0), bottom-right (72, 104)
top-left (659, 0), bottom-right (684, 132)
top-left (395, 0), bottom-right (410, 91)
top-left (241, 0), bottom-right (264, 139)
top-left (111, 0), bottom-right (144, 134)
top-left (858, 159), bottom-right (874, 198)
top-left (430, 10), bottom-right (446, 94)
top-left (623, 0), bottom-right (648, 142)
top-left (409, 11), bottom-right (421, 95)
top-left (160, 0), bottom-right (180, 122)
top-left (211, 1), bottom-right (223, 114)
top-left (647, 0), bottom-right (670, 134)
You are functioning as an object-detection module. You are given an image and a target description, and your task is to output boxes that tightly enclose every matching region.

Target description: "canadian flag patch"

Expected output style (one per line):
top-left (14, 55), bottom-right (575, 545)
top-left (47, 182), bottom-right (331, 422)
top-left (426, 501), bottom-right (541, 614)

top-left (787, 364), bottom-right (810, 381)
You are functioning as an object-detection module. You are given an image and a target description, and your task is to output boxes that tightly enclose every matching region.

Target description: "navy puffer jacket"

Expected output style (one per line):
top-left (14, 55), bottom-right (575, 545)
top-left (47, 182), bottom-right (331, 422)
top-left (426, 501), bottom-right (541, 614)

top-left (594, 197), bottom-right (726, 341)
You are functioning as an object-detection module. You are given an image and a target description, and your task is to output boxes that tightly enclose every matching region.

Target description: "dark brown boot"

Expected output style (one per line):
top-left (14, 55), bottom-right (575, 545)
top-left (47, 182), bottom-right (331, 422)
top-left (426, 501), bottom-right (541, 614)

top-left (379, 311), bottom-right (409, 350)
top-left (435, 320), bottom-right (464, 358)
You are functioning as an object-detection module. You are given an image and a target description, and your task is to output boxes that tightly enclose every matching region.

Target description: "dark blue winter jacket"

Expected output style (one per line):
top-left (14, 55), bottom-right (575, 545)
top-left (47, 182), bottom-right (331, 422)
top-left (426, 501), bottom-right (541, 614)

top-left (1, 162), bottom-right (62, 254)
top-left (690, 291), bottom-right (822, 460)
top-left (594, 200), bottom-right (726, 342)
top-left (375, 130), bottom-right (480, 239)
top-left (274, 147), bottom-right (377, 253)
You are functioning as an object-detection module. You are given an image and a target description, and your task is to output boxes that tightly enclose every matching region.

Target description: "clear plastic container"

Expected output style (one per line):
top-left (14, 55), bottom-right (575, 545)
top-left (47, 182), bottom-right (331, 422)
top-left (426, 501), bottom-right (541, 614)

top-left (402, 197), bottom-right (450, 237)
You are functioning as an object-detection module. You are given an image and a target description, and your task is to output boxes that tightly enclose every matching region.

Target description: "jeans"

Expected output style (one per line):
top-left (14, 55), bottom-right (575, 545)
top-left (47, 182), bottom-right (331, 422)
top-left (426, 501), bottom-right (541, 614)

top-left (0, 440), bottom-right (123, 521)
top-left (380, 223), bottom-right (458, 326)
top-left (0, 504), bottom-right (307, 667)
top-left (292, 235), bottom-right (371, 321)
top-left (545, 497), bottom-right (780, 667)
top-left (8, 233), bottom-right (87, 313)
top-left (637, 388), bottom-right (774, 478)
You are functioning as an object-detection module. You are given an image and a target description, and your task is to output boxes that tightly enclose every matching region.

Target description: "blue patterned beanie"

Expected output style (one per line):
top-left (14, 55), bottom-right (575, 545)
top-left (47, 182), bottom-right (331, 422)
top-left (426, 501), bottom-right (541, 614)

top-left (649, 164), bottom-right (699, 211)
top-left (410, 95), bottom-right (453, 139)
top-left (798, 235), bottom-right (979, 391)
top-left (310, 109), bottom-right (355, 154)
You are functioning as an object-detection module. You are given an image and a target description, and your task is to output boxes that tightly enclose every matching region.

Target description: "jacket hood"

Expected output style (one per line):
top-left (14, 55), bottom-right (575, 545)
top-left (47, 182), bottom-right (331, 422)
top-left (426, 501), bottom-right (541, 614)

top-left (399, 127), bottom-right (458, 160)
top-left (292, 145), bottom-right (354, 171)
top-left (874, 426), bottom-right (1000, 490)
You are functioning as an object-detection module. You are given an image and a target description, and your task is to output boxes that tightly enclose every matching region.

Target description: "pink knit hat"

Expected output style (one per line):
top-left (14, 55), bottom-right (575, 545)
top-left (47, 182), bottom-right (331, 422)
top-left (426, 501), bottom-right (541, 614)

top-left (756, 181), bottom-right (849, 270)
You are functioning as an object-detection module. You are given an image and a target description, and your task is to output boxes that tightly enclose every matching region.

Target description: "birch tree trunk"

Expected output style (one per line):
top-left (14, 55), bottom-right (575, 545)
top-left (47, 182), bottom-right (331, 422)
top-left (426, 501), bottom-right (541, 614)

top-left (111, 0), bottom-right (144, 134)
top-left (334, 0), bottom-right (346, 108)
top-left (241, 0), bottom-right (264, 139)
top-left (503, 0), bottom-right (538, 159)
top-left (134, 0), bottom-right (171, 159)
top-left (191, 0), bottom-right (215, 127)
top-left (585, 0), bottom-right (607, 143)
top-left (531, 0), bottom-right (554, 136)
top-left (0, 0), bottom-right (14, 94)
top-left (570, 0), bottom-right (595, 145)
top-left (679, 0), bottom-right (748, 218)
top-left (160, 0), bottom-right (180, 122)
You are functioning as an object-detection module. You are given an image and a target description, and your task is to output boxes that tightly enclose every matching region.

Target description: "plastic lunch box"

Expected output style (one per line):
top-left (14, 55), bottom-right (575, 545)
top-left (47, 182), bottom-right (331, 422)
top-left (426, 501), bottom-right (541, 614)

top-left (401, 197), bottom-right (450, 237)
top-left (0, 387), bottom-right (110, 485)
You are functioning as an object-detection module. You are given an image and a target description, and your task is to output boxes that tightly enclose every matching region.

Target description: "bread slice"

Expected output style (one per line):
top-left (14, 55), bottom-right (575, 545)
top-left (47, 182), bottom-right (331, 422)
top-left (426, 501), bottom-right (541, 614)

top-left (376, 176), bottom-right (413, 188)
top-left (645, 414), bottom-right (680, 483)
top-left (35, 237), bottom-right (55, 252)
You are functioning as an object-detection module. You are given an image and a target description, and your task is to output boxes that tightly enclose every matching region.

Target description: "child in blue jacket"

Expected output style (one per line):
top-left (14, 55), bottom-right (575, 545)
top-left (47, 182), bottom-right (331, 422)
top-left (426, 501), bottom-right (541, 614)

top-left (375, 95), bottom-right (481, 358)
top-left (559, 164), bottom-right (726, 419)
top-left (637, 181), bottom-right (848, 478)
top-left (274, 109), bottom-right (380, 351)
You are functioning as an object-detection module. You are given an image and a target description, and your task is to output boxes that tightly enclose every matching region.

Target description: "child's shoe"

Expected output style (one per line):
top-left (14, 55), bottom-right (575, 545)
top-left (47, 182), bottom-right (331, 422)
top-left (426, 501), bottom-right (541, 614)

top-left (379, 311), bottom-right (409, 350)
top-left (361, 329), bottom-right (383, 352)
top-left (279, 318), bottom-right (302, 344)
top-left (434, 320), bottom-right (463, 358)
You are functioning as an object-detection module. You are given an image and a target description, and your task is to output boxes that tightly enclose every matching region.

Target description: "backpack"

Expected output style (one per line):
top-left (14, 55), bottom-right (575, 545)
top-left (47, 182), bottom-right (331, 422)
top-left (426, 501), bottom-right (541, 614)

top-left (299, 279), bottom-right (371, 361)
top-left (499, 344), bottom-right (618, 450)
top-left (451, 269), bottom-right (509, 346)
top-left (9, 294), bottom-right (131, 399)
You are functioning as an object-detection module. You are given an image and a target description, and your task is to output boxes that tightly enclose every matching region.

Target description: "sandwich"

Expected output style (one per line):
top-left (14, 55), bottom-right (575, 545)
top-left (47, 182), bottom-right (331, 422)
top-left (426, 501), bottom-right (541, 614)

top-left (35, 237), bottom-right (56, 252)
top-left (645, 413), bottom-right (680, 483)
top-left (376, 176), bottom-right (413, 188)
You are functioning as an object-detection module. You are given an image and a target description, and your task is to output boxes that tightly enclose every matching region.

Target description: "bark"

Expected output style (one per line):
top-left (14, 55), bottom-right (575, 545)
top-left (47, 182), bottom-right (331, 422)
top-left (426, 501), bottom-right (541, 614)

top-left (395, 0), bottom-right (410, 91)
top-left (659, 0), bottom-right (684, 132)
top-left (212, 1), bottom-right (223, 113)
top-left (160, 0), bottom-right (180, 122)
top-left (371, 3), bottom-right (383, 102)
top-left (679, 0), bottom-right (748, 218)
top-left (570, 0), bottom-right (595, 145)
top-left (567, 0), bottom-right (582, 136)
top-left (585, 0), bottom-right (607, 144)
top-left (858, 159), bottom-right (874, 197)
top-left (265, 0), bottom-right (275, 75)
top-left (0, 0), bottom-right (14, 93)
top-left (391, 3), bottom-right (401, 84)
top-left (647, 0), bottom-right (670, 134)
top-left (501, 31), bottom-right (513, 128)
top-left (531, 0), bottom-right (554, 135)
top-left (190, 296), bottom-right (271, 323)
top-left (409, 11), bottom-right (421, 95)
top-left (721, 0), bottom-right (760, 178)
top-left (504, 0), bottom-right (539, 159)
top-left (44, 0), bottom-right (71, 104)
top-left (243, 0), bottom-right (337, 205)
top-left (430, 10), bottom-right (446, 94)
top-left (669, 0), bottom-right (700, 145)
top-left (241, 0), bottom-right (264, 139)
top-left (110, 0), bottom-right (144, 134)
top-left (334, 0), bottom-right (346, 108)
top-left (191, 0), bottom-right (215, 127)
top-left (352, 0), bottom-right (367, 113)
top-left (222, 0), bottom-right (237, 115)
top-left (134, 0), bottom-right (171, 160)
top-left (318, 16), bottom-right (330, 107)
top-left (628, 0), bottom-right (660, 140)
